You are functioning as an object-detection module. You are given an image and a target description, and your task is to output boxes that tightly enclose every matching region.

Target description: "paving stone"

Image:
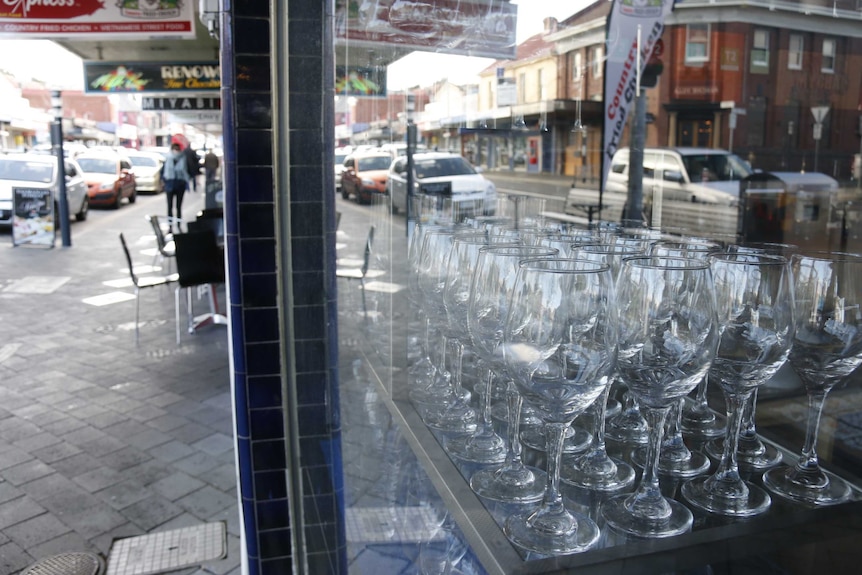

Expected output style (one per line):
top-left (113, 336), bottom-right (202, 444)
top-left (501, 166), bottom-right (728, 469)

top-left (149, 440), bottom-right (196, 463)
top-left (118, 460), bottom-right (173, 487)
top-left (203, 463), bottom-right (239, 492)
top-left (39, 416), bottom-right (88, 436)
top-left (4, 512), bottom-right (72, 550)
top-left (79, 435), bottom-right (128, 457)
top-left (192, 433), bottom-right (235, 456)
top-left (96, 479), bottom-right (150, 510)
top-left (18, 473), bottom-right (82, 503)
top-left (0, 447), bottom-right (36, 471)
top-left (63, 425), bottom-right (109, 447)
top-left (98, 446), bottom-right (152, 472)
top-left (201, 534), bottom-right (243, 575)
top-left (175, 486), bottom-right (236, 519)
top-left (124, 427), bottom-right (173, 450)
top-left (0, 481), bottom-right (24, 505)
top-left (72, 467), bottom-right (125, 493)
top-left (49, 452), bottom-right (103, 478)
top-left (172, 452), bottom-right (222, 477)
top-left (148, 391), bottom-right (186, 408)
top-left (1, 459), bottom-right (55, 487)
top-left (127, 403), bottom-right (169, 423)
top-left (26, 530), bottom-right (96, 562)
top-left (147, 413), bottom-right (190, 432)
top-left (187, 405), bottom-right (231, 427)
top-left (0, 419), bottom-right (42, 444)
top-left (0, 496), bottom-right (46, 530)
top-left (122, 495), bottom-right (185, 531)
top-left (62, 503), bottom-right (128, 539)
top-left (0, 541), bottom-right (34, 575)
top-left (171, 422), bottom-right (216, 444)
top-left (40, 488), bottom-right (103, 518)
top-left (32, 442), bottom-right (83, 465)
top-left (150, 471), bottom-right (206, 501)
top-left (87, 410), bottom-right (130, 429)
top-left (11, 431), bottom-right (62, 453)
top-left (90, 522), bottom-right (145, 555)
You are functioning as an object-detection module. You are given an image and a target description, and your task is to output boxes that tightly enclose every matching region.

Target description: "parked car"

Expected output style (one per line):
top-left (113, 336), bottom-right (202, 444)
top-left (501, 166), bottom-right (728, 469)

top-left (606, 147), bottom-right (752, 206)
top-left (340, 151), bottom-right (392, 204)
top-left (126, 150), bottom-right (164, 194)
top-left (0, 153), bottom-right (89, 227)
top-left (334, 148), bottom-right (349, 192)
top-left (388, 152), bottom-right (497, 217)
top-left (76, 151), bottom-right (137, 208)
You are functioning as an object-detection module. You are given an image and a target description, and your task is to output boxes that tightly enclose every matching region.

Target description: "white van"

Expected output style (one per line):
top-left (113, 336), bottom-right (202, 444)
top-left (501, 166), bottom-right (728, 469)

top-left (607, 147), bottom-right (752, 206)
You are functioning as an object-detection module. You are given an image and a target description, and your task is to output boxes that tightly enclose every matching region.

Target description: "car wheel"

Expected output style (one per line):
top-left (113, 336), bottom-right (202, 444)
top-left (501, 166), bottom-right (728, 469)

top-left (128, 187), bottom-right (137, 204)
top-left (341, 186), bottom-right (350, 200)
top-left (113, 189), bottom-right (123, 209)
top-left (75, 196), bottom-right (89, 221)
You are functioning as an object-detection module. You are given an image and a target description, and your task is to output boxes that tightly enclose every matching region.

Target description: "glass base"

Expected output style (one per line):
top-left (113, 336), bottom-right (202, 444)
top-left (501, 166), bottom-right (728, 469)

top-left (490, 402), bottom-right (543, 430)
top-left (681, 476), bottom-right (771, 517)
top-left (446, 432), bottom-right (507, 464)
top-left (521, 425), bottom-right (591, 454)
top-left (605, 398), bottom-right (622, 419)
top-left (423, 403), bottom-right (478, 435)
top-left (762, 466), bottom-right (852, 507)
top-left (680, 407), bottom-right (726, 439)
top-left (561, 453), bottom-right (636, 493)
top-left (470, 465), bottom-right (547, 504)
top-left (605, 412), bottom-right (649, 445)
top-left (504, 507), bottom-right (600, 555)
top-left (631, 446), bottom-right (711, 479)
top-left (706, 437), bottom-right (782, 471)
top-left (601, 493), bottom-right (693, 538)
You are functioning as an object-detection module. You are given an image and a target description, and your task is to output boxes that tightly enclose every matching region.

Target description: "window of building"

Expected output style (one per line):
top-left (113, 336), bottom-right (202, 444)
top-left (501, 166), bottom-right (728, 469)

top-left (788, 34), bottom-right (803, 70)
top-left (518, 72), bottom-right (526, 103)
top-left (685, 24), bottom-right (710, 63)
top-left (573, 52), bottom-right (583, 82)
top-left (751, 29), bottom-right (769, 68)
top-left (592, 46), bottom-right (603, 78)
top-left (822, 38), bottom-right (835, 73)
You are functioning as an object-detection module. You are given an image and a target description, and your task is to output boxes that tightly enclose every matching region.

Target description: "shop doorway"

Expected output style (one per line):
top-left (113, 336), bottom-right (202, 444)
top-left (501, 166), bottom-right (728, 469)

top-left (678, 118), bottom-right (713, 148)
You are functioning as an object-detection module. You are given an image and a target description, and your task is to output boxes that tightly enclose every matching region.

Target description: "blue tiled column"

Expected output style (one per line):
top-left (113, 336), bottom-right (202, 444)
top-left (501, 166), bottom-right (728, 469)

top-left (221, 1), bottom-right (345, 573)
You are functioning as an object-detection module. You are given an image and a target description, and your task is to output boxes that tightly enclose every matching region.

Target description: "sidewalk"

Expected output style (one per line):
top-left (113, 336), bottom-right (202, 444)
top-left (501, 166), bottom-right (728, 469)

top-left (0, 189), bottom-right (238, 574)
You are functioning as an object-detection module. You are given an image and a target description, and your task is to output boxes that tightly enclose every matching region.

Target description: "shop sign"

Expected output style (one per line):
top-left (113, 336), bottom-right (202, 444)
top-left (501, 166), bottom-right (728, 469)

top-left (335, 0), bottom-right (516, 59)
top-left (143, 96), bottom-right (221, 111)
top-left (84, 62), bottom-right (220, 93)
top-left (12, 188), bottom-right (54, 248)
top-left (0, 0), bottom-right (194, 39)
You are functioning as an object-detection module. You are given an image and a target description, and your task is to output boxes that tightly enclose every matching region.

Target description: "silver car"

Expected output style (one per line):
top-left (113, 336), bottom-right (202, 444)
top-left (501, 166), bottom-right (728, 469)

top-left (126, 150), bottom-right (165, 193)
top-left (0, 153), bottom-right (89, 227)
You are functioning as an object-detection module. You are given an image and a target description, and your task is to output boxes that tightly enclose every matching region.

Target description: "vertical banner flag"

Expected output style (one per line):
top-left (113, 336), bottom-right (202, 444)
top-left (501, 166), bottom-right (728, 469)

top-left (601, 0), bottom-right (676, 193)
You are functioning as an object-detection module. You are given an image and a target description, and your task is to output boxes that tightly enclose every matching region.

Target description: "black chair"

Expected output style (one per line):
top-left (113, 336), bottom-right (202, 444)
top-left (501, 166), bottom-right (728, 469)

top-left (336, 225), bottom-right (375, 291)
top-left (174, 229), bottom-right (227, 335)
top-left (119, 233), bottom-right (180, 345)
top-left (145, 214), bottom-right (177, 274)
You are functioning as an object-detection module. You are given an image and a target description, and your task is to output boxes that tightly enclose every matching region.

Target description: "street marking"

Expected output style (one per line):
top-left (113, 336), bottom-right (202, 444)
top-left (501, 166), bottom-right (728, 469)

top-left (83, 292), bottom-right (136, 306)
top-left (103, 278), bottom-right (135, 288)
top-left (3, 276), bottom-right (71, 294)
top-left (363, 281), bottom-right (404, 293)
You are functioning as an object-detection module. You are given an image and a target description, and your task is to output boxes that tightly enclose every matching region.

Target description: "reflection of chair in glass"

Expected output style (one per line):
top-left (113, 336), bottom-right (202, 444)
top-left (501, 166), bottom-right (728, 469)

top-left (145, 215), bottom-right (178, 274)
top-left (337, 225), bottom-right (376, 316)
top-left (174, 229), bottom-right (227, 335)
top-left (119, 232), bottom-right (180, 345)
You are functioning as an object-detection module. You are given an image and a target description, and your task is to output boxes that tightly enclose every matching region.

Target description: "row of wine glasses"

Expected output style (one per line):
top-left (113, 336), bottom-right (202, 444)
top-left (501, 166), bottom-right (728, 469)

top-left (405, 218), bottom-right (862, 557)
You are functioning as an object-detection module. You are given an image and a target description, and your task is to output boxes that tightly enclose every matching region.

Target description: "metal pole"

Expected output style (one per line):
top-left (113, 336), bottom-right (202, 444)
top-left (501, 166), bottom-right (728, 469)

top-left (857, 115), bottom-right (862, 191)
top-left (814, 131), bottom-right (820, 173)
top-left (624, 26), bottom-right (645, 228)
top-left (51, 91), bottom-right (71, 247)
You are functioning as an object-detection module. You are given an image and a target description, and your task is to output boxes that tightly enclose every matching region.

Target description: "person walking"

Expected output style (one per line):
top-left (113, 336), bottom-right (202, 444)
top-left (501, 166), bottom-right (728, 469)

top-left (204, 148), bottom-right (220, 183)
top-left (162, 143), bottom-right (191, 226)
top-left (183, 143), bottom-right (202, 192)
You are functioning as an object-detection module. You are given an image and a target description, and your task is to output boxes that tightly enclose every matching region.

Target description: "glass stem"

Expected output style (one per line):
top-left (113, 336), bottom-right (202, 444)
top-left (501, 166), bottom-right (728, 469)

top-left (451, 338), bottom-right (463, 398)
top-left (424, 316), bottom-right (432, 363)
top-left (480, 368), bottom-right (494, 432)
top-left (797, 391), bottom-right (828, 471)
top-left (714, 391), bottom-right (749, 482)
top-left (628, 406), bottom-right (672, 518)
top-left (740, 389), bottom-right (757, 440)
top-left (693, 376), bottom-right (709, 412)
top-left (590, 385), bottom-right (611, 455)
top-left (437, 333), bottom-right (448, 381)
top-left (504, 380), bottom-right (525, 469)
top-left (542, 422), bottom-right (568, 513)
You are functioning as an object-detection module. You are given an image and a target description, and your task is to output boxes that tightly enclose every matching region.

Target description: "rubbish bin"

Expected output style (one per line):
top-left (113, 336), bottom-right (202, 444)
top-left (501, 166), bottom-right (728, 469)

top-left (738, 171), bottom-right (838, 251)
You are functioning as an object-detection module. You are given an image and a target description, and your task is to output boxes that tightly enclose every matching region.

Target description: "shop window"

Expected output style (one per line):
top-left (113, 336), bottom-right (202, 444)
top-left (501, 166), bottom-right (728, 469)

top-left (822, 38), bottom-right (835, 73)
top-left (685, 24), bottom-right (710, 64)
top-left (518, 72), bottom-right (526, 103)
top-left (788, 34), bottom-right (803, 70)
top-left (537, 69), bottom-right (544, 101)
top-left (751, 29), bottom-right (769, 70)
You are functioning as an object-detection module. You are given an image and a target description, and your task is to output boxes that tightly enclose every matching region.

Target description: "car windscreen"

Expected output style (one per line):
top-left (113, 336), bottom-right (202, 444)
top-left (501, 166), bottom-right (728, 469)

top-left (335, 153), bottom-right (348, 165)
top-left (357, 156), bottom-right (391, 171)
top-left (128, 155), bottom-right (159, 168)
top-left (76, 158), bottom-right (118, 175)
top-left (681, 153), bottom-right (752, 182)
top-left (414, 157), bottom-right (476, 179)
top-left (0, 159), bottom-right (53, 183)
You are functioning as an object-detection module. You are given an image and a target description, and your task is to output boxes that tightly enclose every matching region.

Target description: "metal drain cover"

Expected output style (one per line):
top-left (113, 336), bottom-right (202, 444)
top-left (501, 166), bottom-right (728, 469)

top-left (22, 552), bottom-right (104, 575)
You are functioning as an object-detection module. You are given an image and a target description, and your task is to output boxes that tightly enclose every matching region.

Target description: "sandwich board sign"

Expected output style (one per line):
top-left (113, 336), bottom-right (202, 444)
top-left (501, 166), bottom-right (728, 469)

top-left (12, 188), bottom-right (55, 248)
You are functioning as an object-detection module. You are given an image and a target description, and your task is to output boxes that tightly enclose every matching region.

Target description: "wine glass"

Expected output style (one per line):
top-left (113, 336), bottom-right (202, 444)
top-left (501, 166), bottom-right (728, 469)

top-left (763, 252), bottom-right (862, 506)
top-left (443, 233), bottom-right (520, 463)
top-left (601, 256), bottom-right (719, 538)
top-left (681, 252), bottom-right (794, 516)
top-left (408, 224), bottom-right (449, 390)
top-left (561, 243), bottom-right (643, 493)
top-left (502, 257), bottom-right (617, 554)
top-left (704, 242), bottom-right (799, 470)
top-left (466, 245), bottom-right (558, 503)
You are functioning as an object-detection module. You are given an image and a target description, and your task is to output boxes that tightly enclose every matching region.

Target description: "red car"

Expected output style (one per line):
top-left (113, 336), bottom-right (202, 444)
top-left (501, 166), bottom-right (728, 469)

top-left (340, 152), bottom-right (391, 204)
top-left (76, 152), bottom-right (137, 209)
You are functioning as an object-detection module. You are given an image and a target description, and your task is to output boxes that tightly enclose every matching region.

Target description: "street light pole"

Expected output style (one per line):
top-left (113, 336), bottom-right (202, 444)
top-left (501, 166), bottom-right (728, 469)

top-left (51, 90), bottom-right (71, 247)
